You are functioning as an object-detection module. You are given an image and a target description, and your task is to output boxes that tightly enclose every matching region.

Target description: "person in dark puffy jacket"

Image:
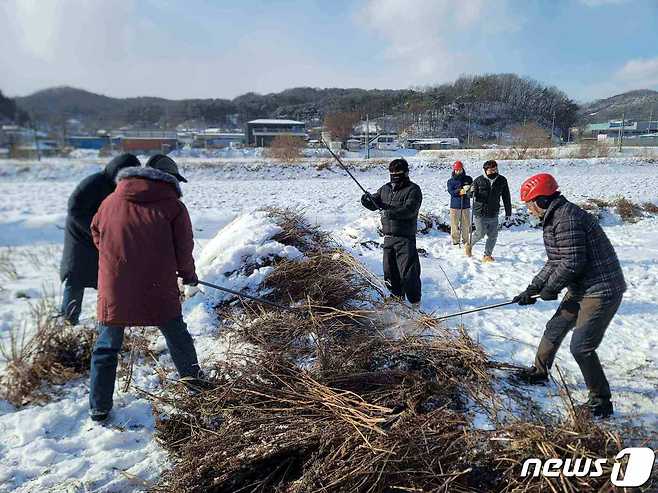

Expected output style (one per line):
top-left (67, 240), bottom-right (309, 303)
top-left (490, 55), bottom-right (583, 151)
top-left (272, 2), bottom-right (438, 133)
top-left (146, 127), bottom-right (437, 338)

top-left (513, 173), bottom-right (626, 419)
top-left (361, 158), bottom-right (423, 305)
top-left (59, 154), bottom-right (140, 324)
top-left (446, 160), bottom-right (473, 252)
top-left (88, 154), bottom-right (201, 422)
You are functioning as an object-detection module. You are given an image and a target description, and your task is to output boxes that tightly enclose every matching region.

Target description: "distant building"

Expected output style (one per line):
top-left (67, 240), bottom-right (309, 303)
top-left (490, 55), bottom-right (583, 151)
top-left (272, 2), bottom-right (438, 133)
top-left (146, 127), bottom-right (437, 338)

top-left (192, 130), bottom-right (245, 149)
top-left (67, 135), bottom-right (119, 150)
top-left (113, 130), bottom-right (179, 154)
top-left (406, 138), bottom-right (460, 150)
top-left (0, 125), bottom-right (60, 157)
top-left (347, 121), bottom-right (399, 151)
top-left (245, 119), bottom-right (306, 147)
top-left (584, 120), bottom-right (658, 139)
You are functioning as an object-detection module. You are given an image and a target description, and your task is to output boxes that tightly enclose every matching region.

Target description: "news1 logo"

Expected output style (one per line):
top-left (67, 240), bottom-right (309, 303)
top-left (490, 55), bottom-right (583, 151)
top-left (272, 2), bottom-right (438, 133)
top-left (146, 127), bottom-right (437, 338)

top-left (521, 448), bottom-right (655, 487)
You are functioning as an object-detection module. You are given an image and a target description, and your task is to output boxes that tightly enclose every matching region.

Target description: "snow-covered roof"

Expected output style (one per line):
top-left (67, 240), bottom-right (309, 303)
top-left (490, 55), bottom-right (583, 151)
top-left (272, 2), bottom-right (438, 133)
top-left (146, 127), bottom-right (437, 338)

top-left (409, 138), bottom-right (460, 144)
top-left (248, 119), bottom-right (304, 125)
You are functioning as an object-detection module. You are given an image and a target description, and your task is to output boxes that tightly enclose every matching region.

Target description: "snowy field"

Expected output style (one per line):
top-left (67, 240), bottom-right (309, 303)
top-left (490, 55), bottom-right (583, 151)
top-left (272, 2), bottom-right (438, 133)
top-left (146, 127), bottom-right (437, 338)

top-left (0, 156), bottom-right (657, 491)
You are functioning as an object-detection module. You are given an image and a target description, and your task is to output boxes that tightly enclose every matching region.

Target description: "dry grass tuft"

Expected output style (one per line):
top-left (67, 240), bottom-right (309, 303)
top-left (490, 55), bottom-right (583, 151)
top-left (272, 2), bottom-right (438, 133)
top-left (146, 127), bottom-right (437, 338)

top-left (613, 197), bottom-right (643, 222)
top-left (0, 299), bottom-right (95, 407)
top-left (0, 248), bottom-right (19, 282)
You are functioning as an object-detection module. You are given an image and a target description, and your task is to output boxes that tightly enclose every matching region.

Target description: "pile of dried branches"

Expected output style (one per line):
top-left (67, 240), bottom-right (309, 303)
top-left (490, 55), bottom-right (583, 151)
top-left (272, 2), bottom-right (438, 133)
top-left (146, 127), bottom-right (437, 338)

top-left (150, 208), bottom-right (643, 493)
top-left (152, 347), bottom-right (497, 492)
top-left (262, 252), bottom-right (374, 309)
top-left (265, 207), bottom-right (331, 254)
top-left (0, 299), bottom-right (95, 406)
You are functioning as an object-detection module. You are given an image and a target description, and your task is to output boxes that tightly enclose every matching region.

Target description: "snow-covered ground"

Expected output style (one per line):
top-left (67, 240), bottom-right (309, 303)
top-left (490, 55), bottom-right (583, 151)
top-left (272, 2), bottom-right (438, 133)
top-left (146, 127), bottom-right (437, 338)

top-left (0, 156), bottom-right (657, 492)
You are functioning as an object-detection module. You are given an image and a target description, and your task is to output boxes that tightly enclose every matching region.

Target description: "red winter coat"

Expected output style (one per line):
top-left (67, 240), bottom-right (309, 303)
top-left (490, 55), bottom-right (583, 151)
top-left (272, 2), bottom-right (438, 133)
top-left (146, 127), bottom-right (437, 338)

top-left (91, 167), bottom-right (196, 326)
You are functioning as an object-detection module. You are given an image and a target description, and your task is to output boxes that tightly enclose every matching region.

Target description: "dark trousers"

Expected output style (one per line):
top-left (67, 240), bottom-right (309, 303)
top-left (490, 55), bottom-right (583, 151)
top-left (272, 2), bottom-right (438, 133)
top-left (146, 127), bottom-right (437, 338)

top-left (534, 292), bottom-right (623, 401)
top-left (383, 235), bottom-right (422, 303)
top-left (61, 281), bottom-right (85, 325)
top-left (89, 315), bottom-right (200, 413)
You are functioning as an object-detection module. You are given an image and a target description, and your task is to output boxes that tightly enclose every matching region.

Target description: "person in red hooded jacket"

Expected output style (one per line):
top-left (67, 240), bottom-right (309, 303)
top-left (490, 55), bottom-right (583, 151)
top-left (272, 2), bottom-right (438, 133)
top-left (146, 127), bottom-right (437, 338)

top-left (89, 154), bottom-right (201, 422)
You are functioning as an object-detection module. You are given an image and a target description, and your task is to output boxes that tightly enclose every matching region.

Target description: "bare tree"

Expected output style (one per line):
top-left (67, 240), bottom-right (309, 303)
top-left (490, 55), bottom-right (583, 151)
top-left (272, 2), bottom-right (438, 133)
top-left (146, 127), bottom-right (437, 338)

top-left (266, 135), bottom-right (305, 163)
top-left (510, 123), bottom-right (551, 159)
top-left (324, 112), bottom-right (360, 144)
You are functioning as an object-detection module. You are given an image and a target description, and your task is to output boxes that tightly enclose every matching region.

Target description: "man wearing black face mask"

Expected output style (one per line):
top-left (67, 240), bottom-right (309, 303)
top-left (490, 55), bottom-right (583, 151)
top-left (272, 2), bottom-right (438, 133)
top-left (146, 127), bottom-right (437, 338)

top-left (470, 160), bottom-right (512, 262)
top-left (361, 159), bottom-right (423, 306)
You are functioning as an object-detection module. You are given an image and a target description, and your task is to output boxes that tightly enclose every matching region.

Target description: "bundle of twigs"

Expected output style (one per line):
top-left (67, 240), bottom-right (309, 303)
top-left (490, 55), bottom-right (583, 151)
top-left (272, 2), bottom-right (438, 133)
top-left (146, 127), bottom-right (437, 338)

top-left (265, 206), bottom-right (331, 254)
top-left (262, 252), bottom-right (373, 308)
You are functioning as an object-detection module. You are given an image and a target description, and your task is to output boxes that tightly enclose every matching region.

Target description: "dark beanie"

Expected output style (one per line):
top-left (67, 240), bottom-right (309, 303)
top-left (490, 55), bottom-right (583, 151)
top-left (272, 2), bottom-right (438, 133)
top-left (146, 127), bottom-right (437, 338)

top-left (389, 158), bottom-right (409, 173)
top-left (146, 154), bottom-right (187, 183)
top-left (483, 160), bottom-right (498, 170)
top-left (104, 153), bottom-right (140, 180)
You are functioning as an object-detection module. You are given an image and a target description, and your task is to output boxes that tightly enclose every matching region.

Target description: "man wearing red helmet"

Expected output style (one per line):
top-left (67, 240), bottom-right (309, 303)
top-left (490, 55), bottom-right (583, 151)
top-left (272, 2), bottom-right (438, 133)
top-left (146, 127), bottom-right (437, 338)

top-left (446, 161), bottom-right (473, 253)
top-left (513, 173), bottom-right (626, 418)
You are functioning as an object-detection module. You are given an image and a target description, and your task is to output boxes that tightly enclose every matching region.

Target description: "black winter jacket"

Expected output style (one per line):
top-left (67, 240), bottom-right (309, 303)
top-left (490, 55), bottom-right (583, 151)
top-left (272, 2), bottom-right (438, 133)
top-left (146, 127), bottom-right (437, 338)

top-left (59, 154), bottom-right (139, 287)
top-left (361, 179), bottom-right (423, 238)
top-left (530, 195), bottom-right (626, 298)
top-left (472, 174), bottom-right (512, 218)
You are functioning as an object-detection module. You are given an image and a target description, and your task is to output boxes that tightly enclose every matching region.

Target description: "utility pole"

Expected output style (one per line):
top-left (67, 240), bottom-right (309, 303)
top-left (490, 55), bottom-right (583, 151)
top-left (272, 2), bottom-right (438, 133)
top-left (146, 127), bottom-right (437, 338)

top-left (649, 105), bottom-right (654, 135)
top-left (466, 104), bottom-right (471, 148)
top-left (551, 109), bottom-right (556, 144)
top-left (618, 112), bottom-right (625, 153)
top-left (365, 113), bottom-right (369, 160)
top-left (32, 121), bottom-right (41, 161)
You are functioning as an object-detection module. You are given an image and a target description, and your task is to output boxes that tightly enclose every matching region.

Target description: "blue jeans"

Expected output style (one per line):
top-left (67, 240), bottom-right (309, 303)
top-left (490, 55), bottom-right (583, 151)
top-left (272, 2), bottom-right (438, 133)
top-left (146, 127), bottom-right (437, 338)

top-left (89, 316), bottom-right (201, 413)
top-left (471, 215), bottom-right (499, 256)
top-left (61, 282), bottom-right (84, 325)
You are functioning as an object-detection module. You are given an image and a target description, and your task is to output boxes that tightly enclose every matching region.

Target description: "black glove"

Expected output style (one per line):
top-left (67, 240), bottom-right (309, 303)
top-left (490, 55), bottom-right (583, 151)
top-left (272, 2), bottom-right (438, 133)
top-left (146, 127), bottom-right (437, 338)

top-left (361, 193), bottom-right (380, 210)
top-left (513, 285), bottom-right (540, 305)
top-left (182, 274), bottom-right (199, 286)
top-left (513, 290), bottom-right (537, 306)
top-left (539, 288), bottom-right (559, 301)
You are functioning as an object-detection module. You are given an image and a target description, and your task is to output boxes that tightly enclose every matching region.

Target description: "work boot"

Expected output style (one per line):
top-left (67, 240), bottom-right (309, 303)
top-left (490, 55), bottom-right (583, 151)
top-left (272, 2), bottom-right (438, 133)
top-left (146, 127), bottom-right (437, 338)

top-left (513, 366), bottom-right (549, 385)
top-left (482, 255), bottom-right (495, 263)
top-left (90, 409), bottom-right (110, 422)
top-left (577, 397), bottom-right (614, 419)
top-left (464, 244), bottom-right (472, 257)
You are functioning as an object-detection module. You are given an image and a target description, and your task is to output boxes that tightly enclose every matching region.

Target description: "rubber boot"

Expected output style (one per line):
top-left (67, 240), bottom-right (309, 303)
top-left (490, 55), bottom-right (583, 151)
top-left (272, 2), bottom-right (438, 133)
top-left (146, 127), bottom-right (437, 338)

top-left (513, 366), bottom-right (549, 385)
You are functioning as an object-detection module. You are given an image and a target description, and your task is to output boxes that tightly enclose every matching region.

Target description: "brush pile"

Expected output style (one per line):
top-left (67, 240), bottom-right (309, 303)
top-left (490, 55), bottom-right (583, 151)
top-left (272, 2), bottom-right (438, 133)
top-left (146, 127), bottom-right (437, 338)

top-left (150, 208), bottom-right (646, 493)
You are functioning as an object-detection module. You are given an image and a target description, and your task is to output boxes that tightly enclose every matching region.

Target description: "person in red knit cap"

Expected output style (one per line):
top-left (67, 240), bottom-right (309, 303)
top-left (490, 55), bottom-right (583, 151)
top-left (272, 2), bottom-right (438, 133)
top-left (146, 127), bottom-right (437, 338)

top-left (446, 160), bottom-right (473, 255)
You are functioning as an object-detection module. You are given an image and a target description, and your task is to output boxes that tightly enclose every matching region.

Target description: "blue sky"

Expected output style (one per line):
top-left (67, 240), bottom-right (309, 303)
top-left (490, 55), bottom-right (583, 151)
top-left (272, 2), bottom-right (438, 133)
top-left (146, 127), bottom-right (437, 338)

top-left (2, 0), bottom-right (657, 102)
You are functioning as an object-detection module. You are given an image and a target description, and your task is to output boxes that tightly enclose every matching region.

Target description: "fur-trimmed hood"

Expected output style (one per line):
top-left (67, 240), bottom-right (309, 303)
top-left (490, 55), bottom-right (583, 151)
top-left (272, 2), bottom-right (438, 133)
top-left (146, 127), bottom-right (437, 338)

top-left (116, 166), bottom-right (182, 197)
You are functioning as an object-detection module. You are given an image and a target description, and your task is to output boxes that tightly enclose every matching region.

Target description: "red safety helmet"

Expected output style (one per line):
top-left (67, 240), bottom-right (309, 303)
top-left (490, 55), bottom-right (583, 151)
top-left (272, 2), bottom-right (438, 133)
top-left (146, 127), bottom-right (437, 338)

top-left (520, 173), bottom-right (559, 202)
top-left (453, 160), bottom-right (464, 171)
